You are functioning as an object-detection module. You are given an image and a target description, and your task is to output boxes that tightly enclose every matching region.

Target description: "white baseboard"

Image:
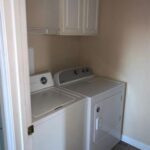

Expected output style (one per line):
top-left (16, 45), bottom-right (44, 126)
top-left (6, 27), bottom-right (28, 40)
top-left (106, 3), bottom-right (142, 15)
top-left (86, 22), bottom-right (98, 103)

top-left (122, 135), bottom-right (150, 150)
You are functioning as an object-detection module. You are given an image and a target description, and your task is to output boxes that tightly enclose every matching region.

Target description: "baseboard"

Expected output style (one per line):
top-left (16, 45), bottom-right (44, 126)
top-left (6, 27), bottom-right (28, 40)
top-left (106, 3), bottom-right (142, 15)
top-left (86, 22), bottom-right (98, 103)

top-left (122, 135), bottom-right (150, 150)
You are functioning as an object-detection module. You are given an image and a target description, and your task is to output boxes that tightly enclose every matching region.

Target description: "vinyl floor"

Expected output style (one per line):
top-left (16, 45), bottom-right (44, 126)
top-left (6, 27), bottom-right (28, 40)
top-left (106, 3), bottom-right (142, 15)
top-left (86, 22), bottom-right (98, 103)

top-left (112, 141), bottom-right (140, 150)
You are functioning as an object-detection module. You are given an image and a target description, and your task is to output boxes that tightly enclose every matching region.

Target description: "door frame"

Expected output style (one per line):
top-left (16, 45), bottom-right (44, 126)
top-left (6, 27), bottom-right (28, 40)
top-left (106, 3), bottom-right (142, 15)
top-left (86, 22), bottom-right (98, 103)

top-left (0, 0), bottom-right (32, 149)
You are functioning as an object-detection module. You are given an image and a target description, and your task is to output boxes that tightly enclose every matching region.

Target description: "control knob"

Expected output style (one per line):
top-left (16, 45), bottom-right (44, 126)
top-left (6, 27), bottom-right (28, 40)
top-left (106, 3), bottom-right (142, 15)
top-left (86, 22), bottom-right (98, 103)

top-left (74, 70), bottom-right (78, 75)
top-left (40, 77), bottom-right (47, 84)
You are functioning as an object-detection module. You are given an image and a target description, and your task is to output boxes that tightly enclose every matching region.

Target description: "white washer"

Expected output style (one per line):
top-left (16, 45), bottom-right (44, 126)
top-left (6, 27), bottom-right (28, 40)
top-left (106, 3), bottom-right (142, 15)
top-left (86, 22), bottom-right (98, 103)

top-left (30, 72), bottom-right (89, 150)
top-left (54, 67), bottom-right (126, 150)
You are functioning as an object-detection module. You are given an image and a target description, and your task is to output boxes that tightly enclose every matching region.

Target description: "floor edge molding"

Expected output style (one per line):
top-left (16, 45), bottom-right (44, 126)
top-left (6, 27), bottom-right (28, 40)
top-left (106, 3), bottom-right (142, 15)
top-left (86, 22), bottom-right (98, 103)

top-left (122, 135), bottom-right (150, 150)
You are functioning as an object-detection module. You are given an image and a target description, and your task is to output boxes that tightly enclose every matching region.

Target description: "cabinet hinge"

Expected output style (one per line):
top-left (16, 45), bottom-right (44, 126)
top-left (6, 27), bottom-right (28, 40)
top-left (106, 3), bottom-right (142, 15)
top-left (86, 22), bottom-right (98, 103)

top-left (28, 125), bottom-right (34, 135)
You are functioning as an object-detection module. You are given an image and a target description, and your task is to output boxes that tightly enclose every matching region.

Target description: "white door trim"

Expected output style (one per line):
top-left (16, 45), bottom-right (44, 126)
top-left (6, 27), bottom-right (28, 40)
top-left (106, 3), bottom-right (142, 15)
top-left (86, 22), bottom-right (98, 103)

top-left (0, 0), bottom-right (32, 149)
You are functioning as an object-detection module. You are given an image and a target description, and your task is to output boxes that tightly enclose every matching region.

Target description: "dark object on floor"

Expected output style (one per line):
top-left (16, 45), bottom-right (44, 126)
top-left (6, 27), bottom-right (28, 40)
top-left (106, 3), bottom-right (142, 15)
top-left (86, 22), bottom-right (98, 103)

top-left (112, 141), bottom-right (140, 150)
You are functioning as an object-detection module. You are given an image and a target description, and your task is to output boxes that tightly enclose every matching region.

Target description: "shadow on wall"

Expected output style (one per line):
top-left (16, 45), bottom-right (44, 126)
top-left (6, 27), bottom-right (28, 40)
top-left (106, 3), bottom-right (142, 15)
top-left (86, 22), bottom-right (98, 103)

top-left (80, 0), bottom-right (150, 146)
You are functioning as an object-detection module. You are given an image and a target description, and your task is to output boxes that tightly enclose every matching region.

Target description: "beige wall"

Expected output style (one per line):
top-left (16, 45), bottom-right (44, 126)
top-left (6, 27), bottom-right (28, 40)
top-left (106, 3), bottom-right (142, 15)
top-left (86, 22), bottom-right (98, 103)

top-left (80, 0), bottom-right (150, 145)
top-left (28, 35), bottom-right (80, 73)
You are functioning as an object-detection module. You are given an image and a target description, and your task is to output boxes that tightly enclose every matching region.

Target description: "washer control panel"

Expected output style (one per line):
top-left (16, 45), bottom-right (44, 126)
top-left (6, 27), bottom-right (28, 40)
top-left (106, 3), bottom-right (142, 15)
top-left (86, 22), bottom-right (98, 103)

top-left (30, 72), bottom-right (54, 93)
top-left (54, 67), bottom-right (93, 86)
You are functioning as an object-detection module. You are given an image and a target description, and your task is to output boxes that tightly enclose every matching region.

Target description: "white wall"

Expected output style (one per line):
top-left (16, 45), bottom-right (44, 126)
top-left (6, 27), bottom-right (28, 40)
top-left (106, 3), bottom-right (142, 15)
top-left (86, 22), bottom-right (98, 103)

top-left (80, 0), bottom-right (150, 146)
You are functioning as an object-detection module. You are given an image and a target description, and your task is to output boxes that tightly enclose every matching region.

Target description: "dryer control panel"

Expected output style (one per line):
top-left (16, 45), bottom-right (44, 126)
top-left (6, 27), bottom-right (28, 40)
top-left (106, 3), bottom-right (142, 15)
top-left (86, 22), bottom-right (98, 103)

top-left (54, 66), bottom-right (94, 86)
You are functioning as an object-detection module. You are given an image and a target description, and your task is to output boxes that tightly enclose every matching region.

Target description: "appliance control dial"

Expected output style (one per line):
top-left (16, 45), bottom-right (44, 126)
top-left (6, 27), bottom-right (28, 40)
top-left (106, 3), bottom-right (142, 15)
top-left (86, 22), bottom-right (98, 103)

top-left (74, 70), bottom-right (78, 75)
top-left (96, 107), bottom-right (100, 113)
top-left (40, 77), bottom-right (47, 85)
top-left (82, 68), bottom-right (85, 73)
top-left (86, 68), bottom-right (89, 72)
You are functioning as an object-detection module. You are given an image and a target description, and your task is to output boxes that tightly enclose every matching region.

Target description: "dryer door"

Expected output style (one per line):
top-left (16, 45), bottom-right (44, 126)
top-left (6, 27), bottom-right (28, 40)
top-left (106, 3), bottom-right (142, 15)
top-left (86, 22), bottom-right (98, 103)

top-left (93, 92), bottom-right (123, 148)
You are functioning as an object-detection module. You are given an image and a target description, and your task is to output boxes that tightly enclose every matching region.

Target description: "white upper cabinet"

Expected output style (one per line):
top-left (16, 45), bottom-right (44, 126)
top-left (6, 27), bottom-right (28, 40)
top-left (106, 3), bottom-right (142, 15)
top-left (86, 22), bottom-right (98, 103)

top-left (83, 0), bottom-right (99, 35)
top-left (27, 0), bottom-right (99, 35)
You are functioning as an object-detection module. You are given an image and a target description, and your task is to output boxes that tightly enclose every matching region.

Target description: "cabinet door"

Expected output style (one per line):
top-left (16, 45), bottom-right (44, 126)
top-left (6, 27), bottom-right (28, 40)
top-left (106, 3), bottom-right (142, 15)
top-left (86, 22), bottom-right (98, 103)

top-left (27, 0), bottom-right (59, 34)
top-left (59, 0), bottom-right (83, 35)
top-left (93, 93), bottom-right (123, 149)
top-left (27, 0), bottom-right (47, 28)
top-left (83, 0), bottom-right (99, 35)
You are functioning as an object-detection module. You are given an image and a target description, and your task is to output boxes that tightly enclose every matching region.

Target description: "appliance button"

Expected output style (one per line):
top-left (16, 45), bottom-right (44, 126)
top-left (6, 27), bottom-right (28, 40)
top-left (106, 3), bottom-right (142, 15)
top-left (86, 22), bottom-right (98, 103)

top-left (74, 70), bottom-right (78, 75)
top-left (86, 68), bottom-right (89, 72)
top-left (82, 69), bottom-right (85, 73)
top-left (96, 107), bottom-right (100, 113)
top-left (40, 77), bottom-right (47, 84)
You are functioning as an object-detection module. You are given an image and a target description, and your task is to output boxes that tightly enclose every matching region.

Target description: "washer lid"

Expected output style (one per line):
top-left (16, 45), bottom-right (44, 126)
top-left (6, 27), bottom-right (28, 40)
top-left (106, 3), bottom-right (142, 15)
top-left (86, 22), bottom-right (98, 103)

top-left (31, 87), bottom-right (79, 119)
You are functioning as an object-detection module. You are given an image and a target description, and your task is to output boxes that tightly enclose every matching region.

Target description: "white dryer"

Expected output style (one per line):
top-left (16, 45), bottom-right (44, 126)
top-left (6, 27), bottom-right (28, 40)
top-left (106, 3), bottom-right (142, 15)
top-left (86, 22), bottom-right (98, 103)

top-left (30, 72), bottom-right (89, 150)
top-left (54, 67), bottom-right (126, 150)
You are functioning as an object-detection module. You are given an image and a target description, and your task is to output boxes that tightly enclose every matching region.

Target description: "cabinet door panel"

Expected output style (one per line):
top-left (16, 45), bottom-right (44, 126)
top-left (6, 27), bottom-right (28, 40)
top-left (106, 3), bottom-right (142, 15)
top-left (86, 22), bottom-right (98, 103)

top-left (60, 0), bottom-right (82, 34)
top-left (83, 0), bottom-right (99, 34)
top-left (45, 0), bottom-right (59, 33)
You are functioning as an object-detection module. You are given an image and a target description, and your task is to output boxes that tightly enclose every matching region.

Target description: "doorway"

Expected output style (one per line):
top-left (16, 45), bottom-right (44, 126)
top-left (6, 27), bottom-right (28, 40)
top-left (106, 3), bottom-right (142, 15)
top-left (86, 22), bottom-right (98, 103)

top-left (0, 0), bottom-right (32, 148)
top-left (0, 70), bottom-right (4, 150)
